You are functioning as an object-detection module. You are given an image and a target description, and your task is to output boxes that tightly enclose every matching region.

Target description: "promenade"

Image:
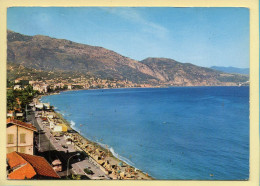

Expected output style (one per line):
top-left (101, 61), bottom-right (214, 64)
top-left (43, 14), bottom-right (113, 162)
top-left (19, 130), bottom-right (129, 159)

top-left (27, 97), bottom-right (152, 180)
top-left (28, 106), bottom-right (109, 179)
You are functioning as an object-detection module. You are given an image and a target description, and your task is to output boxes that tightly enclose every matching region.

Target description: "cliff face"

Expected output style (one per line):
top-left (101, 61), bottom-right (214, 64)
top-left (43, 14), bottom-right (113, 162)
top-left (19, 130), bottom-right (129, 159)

top-left (7, 30), bottom-right (248, 85)
top-left (140, 58), bottom-right (248, 86)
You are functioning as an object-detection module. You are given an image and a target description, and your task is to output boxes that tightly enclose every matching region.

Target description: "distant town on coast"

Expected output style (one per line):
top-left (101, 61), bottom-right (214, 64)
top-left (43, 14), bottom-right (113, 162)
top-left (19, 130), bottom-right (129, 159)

top-left (6, 7), bottom-right (249, 180)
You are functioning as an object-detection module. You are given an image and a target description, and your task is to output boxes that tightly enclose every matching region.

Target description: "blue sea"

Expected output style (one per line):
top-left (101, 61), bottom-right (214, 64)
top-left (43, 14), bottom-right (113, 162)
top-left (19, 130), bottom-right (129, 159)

top-left (41, 86), bottom-right (249, 180)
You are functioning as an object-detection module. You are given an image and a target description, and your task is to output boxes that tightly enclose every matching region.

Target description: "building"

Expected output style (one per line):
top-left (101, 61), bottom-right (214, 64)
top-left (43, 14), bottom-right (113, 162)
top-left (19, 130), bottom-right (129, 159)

top-left (13, 85), bottom-right (22, 90)
top-left (6, 119), bottom-right (37, 155)
top-left (14, 78), bottom-right (22, 84)
top-left (35, 103), bottom-right (44, 110)
top-left (58, 124), bottom-right (68, 132)
top-left (51, 125), bottom-right (63, 137)
top-left (7, 111), bottom-right (14, 118)
top-left (15, 112), bottom-right (24, 120)
top-left (54, 83), bottom-right (64, 89)
top-left (33, 83), bottom-right (48, 93)
top-left (43, 103), bottom-right (51, 110)
top-left (7, 151), bottom-right (60, 179)
top-left (29, 80), bottom-right (35, 85)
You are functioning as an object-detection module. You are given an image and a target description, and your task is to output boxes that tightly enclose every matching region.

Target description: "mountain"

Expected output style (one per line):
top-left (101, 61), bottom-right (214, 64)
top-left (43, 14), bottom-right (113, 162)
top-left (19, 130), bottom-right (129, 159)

top-left (7, 30), bottom-right (161, 84)
top-left (210, 66), bottom-right (249, 75)
top-left (141, 58), bottom-right (248, 86)
top-left (7, 30), bottom-right (248, 86)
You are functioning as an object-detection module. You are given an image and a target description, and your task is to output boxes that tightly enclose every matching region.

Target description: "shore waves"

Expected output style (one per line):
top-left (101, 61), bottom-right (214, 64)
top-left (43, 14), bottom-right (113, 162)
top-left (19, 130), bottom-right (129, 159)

top-left (39, 97), bottom-right (152, 180)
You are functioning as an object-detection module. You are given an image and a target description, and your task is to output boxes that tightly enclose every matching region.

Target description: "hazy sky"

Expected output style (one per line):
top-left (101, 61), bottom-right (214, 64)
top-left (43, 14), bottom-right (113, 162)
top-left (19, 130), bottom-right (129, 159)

top-left (7, 7), bottom-right (249, 68)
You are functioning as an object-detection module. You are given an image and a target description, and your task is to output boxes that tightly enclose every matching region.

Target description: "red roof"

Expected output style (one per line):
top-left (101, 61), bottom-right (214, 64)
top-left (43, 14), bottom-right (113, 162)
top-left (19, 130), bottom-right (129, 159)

top-left (7, 152), bottom-right (60, 179)
top-left (6, 118), bottom-right (37, 131)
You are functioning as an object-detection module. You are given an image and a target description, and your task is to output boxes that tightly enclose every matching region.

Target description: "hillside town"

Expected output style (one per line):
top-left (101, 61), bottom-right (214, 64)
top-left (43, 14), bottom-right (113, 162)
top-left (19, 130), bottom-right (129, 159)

top-left (6, 77), bottom-right (153, 180)
top-left (7, 66), bottom-right (155, 94)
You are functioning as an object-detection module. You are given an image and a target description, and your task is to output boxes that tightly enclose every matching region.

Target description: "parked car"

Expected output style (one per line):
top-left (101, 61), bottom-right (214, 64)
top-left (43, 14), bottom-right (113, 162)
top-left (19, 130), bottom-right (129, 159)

top-left (84, 168), bottom-right (94, 175)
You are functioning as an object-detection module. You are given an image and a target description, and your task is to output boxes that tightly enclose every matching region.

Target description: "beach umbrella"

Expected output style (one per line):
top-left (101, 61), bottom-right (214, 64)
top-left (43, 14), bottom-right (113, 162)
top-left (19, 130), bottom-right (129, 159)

top-left (118, 162), bottom-right (123, 167)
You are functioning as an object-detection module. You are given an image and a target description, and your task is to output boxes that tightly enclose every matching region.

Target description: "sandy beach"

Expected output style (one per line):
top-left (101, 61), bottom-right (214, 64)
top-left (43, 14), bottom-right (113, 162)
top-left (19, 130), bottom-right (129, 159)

top-left (35, 96), bottom-right (153, 180)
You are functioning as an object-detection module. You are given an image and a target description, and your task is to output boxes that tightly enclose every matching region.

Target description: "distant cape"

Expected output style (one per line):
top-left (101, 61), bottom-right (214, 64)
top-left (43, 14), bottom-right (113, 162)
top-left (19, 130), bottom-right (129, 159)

top-left (210, 66), bottom-right (249, 75)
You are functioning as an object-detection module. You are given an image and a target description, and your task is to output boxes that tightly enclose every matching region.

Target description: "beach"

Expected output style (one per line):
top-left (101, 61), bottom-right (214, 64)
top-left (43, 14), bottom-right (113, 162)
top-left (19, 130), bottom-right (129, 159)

top-left (35, 95), bottom-right (153, 180)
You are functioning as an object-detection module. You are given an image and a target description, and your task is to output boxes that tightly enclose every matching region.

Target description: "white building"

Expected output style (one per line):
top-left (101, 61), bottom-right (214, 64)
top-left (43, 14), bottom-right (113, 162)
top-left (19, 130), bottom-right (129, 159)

top-left (13, 85), bottom-right (22, 90)
top-left (35, 103), bottom-right (44, 110)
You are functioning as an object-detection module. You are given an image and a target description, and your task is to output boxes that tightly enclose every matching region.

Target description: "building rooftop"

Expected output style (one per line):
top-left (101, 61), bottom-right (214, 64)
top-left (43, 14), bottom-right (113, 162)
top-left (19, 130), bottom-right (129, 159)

top-left (6, 118), bottom-right (37, 132)
top-left (7, 151), bottom-right (60, 179)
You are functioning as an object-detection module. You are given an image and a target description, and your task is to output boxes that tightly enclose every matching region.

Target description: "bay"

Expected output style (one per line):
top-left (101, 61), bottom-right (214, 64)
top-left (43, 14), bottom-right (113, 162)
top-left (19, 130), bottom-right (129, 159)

top-left (41, 86), bottom-right (249, 180)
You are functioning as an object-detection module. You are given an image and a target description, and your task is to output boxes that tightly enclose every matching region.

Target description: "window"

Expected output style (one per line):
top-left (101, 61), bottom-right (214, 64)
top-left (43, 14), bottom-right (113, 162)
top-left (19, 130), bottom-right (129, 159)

top-left (7, 134), bottom-right (14, 144)
top-left (19, 147), bottom-right (26, 153)
top-left (20, 133), bottom-right (26, 143)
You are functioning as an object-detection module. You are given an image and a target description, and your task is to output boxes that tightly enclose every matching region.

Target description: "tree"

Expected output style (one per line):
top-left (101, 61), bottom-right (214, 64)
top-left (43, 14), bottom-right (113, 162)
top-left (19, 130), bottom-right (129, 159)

top-left (63, 85), bottom-right (68, 90)
top-left (66, 174), bottom-right (81, 180)
top-left (7, 89), bottom-right (16, 110)
top-left (7, 85), bottom-right (37, 113)
top-left (71, 174), bottom-right (81, 180)
top-left (7, 79), bottom-right (14, 88)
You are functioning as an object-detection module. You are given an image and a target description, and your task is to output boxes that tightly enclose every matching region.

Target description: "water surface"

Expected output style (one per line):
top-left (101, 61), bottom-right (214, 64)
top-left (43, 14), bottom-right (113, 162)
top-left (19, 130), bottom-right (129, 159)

top-left (41, 86), bottom-right (249, 180)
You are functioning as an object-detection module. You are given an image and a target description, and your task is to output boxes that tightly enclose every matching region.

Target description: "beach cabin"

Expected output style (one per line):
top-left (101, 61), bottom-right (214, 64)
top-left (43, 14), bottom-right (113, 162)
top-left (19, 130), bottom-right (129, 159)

top-left (58, 124), bottom-right (68, 132)
top-left (53, 125), bottom-right (62, 132)
top-left (64, 135), bottom-right (73, 144)
top-left (47, 117), bottom-right (54, 129)
top-left (49, 120), bottom-right (55, 129)
top-left (52, 125), bottom-right (63, 137)
top-left (47, 114), bottom-right (54, 119)
top-left (66, 138), bottom-right (73, 145)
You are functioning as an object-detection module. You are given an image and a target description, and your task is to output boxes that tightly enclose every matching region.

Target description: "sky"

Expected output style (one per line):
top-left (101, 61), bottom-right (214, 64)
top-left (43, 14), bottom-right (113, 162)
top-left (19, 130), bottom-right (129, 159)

top-left (7, 7), bottom-right (249, 68)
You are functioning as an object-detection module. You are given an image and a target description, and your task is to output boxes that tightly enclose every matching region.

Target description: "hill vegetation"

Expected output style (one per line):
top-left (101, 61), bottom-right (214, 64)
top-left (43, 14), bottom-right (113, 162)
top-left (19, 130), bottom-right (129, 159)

top-left (7, 30), bottom-right (249, 86)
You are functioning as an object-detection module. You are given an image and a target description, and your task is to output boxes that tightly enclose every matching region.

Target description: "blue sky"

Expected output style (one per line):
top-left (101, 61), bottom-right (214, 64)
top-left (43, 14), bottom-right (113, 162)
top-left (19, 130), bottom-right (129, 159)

top-left (7, 7), bottom-right (249, 68)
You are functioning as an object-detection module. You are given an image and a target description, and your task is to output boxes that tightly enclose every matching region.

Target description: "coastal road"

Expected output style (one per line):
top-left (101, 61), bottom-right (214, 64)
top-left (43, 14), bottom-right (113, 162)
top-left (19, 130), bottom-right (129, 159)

top-left (41, 120), bottom-right (109, 179)
top-left (28, 108), bottom-right (109, 179)
top-left (27, 109), bottom-right (56, 152)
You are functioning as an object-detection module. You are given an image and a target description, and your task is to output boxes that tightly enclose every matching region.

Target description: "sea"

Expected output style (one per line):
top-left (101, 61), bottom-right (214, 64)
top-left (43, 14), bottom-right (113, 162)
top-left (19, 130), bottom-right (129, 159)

top-left (41, 86), bottom-right (249, 180)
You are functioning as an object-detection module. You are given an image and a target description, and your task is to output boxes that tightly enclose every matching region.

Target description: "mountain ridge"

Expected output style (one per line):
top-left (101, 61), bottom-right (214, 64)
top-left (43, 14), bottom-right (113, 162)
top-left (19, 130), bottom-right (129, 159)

top-left (210, 66), bottom-right (249, 75)
top-left (7, 30), bottom-right (248, 86)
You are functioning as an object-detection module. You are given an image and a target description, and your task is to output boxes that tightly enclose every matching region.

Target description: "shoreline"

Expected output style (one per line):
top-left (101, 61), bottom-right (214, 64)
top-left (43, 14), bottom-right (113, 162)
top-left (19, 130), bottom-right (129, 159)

top-left (37, 85), bottom-right (248, 180)
top-left (36, 95), bottom-right (154, 180)
top-left (44, 84), bottom-right (249, 96)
